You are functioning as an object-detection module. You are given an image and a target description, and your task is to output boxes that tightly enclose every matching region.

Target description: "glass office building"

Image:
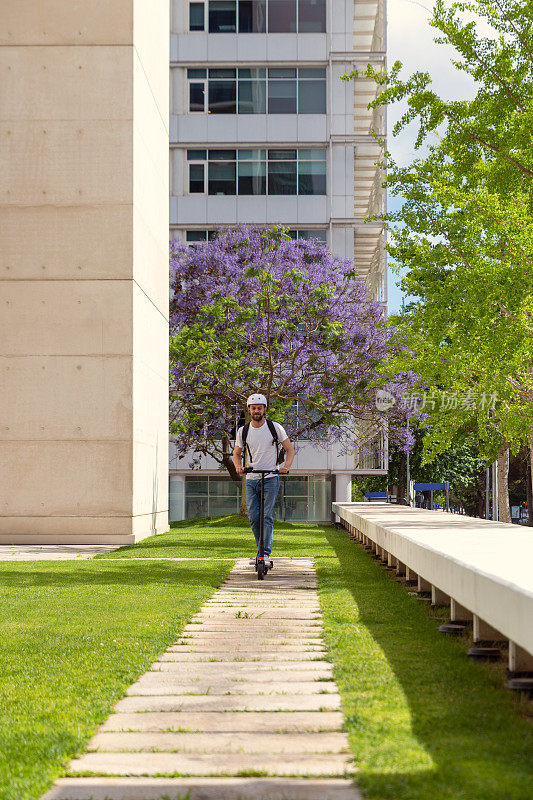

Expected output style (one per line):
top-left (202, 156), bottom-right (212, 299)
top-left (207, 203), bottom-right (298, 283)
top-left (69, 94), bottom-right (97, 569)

top-left (168, 0), bottom-right (387, 522)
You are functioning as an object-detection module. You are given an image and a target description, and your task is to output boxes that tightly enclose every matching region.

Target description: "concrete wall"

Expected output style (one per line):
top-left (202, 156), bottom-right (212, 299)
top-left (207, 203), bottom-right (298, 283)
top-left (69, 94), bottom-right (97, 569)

top-left (0, 0), bottom-right (170, 544)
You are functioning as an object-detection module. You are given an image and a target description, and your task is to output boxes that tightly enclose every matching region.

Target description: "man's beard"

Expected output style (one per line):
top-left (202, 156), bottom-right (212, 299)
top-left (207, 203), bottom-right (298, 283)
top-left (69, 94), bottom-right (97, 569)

top-left (252, 411), bottom-right (264, 420)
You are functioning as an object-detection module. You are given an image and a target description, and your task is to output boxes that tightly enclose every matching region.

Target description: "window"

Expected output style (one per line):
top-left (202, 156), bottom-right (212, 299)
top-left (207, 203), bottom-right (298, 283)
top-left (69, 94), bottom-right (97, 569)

top-left (189, 2), bottom-right (205, 30)
top-left (187, 68), bottom-right (207, 112)
top-left (297, 67), bottom-right (326, 114)
top-left (298, 0), bottom-right (326, 32)
top-left (208, 149), bottom-right (237, 194)
top-left (186, 230), bottom-right (207, 242)
top-left (238, 149), bottom-right (267, 194)
top-left (209, 1), bottom-right (237, 32)
top-left (186, 230), bottom-right (220, 243)
top-left (268, 68), bottom-right (297, 114)
top-left (298, 148), bottom-right (326, 194)
top-left (185, 149), bottom-right (326, 195)
top-left (189, 1), bottom-right (326, 33)
top-left (268, 0), bottom-right (297, 32)
top-left (238, 68), bottom-right (266, 114)
top-left (208, 68), bottom-right (237, 114)
top-left (239, 0), bottom-right (267, 31)
top-left (187, 149), bottom-right (207, 193)
top-left (187, 67), bottom-right (325, 115)
top-left (288, 229), bottom-right (327, 242)
top-left (268, 149), bottom-right (297, 194)
top-left (185, 476), bottom-right (241, 518)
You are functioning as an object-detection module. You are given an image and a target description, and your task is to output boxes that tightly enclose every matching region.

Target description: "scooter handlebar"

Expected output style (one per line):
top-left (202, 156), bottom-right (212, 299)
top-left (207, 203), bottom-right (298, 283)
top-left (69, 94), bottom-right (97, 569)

top-left (243, 468), bottom-right (279, 475)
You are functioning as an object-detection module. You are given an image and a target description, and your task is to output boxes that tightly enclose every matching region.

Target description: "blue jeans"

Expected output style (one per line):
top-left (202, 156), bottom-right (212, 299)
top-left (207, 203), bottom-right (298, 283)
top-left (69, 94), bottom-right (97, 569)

top-left (246, 476), bottom-right (279, 558)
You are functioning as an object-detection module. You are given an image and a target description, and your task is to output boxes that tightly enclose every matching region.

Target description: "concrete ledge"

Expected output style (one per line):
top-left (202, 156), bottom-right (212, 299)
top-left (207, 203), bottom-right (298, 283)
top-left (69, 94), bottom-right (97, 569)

top-left (333, 502), bottom-right (533, 667)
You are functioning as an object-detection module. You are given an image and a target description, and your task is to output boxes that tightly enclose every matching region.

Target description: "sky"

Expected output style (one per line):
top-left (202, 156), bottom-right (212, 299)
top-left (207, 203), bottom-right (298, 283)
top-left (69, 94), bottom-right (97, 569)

top-left (386, 0), bottom-right (477, 312)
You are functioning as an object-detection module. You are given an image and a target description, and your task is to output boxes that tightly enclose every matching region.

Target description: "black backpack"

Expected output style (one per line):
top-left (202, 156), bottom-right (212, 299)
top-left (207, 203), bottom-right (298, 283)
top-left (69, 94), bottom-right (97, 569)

top-left (240, 419), bottom-right (286, 466)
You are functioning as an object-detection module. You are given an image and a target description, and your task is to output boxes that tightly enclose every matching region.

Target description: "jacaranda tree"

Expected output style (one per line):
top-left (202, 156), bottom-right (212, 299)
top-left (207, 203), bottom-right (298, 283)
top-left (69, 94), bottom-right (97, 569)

top-left (169, 225), bottom-right (416, 480)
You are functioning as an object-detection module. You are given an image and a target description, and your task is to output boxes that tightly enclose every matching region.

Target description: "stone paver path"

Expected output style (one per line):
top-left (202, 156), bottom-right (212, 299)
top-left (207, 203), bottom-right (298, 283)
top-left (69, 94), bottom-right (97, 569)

top-left (41, 557), bottom-right (360, 800)
top-left (0, 544), bottom-right (120, 560)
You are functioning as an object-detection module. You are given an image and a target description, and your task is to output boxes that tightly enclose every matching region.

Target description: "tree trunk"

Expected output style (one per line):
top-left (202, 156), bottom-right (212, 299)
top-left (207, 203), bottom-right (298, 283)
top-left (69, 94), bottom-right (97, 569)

top-left (497, 444), bottom-right (511, 523)
top-left (396, 453), bottom-right (406, 504)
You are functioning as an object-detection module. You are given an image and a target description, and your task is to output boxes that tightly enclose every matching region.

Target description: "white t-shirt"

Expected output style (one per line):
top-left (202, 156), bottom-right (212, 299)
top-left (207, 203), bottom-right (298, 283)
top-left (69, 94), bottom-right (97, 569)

top-left (236, 420), bottom-right (289, 479)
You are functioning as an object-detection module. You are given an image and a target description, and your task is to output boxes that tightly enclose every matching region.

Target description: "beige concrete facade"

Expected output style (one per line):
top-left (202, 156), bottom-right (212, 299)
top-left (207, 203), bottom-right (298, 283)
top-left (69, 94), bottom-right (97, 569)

top-left (0, 1), bottom-right (170, 543)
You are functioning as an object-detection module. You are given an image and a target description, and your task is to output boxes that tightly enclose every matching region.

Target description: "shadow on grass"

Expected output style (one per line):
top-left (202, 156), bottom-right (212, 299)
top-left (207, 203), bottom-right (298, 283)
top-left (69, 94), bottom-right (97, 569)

top-left (321, 526), bottom-right (533, 800)
top-left (0, 561), bottom-right (215, 588)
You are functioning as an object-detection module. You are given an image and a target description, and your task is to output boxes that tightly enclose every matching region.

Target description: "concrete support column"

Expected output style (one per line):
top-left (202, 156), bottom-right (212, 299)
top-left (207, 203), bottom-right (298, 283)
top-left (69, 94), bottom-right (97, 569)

top-left (431, 586), bottom-right (450, 605)
top-left (450, 599), bottom-right (473, 622)
top-left (509, 642), bottom-right (533, 672)
top-left (0, 1), bottom-right (170, 544)
top-left (417, 576), bottom-right (431, 592)
top-left (473, 615), bottom-right (506, 643)
top-left (387, 552), bottom-right (397, 568)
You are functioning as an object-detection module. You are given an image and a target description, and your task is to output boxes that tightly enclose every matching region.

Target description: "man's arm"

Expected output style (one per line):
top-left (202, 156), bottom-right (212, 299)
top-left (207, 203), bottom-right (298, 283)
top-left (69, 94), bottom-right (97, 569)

top-left (233, 444), bottom-right (244, 474)
top-left (279, 438), bottom-right (295, 474)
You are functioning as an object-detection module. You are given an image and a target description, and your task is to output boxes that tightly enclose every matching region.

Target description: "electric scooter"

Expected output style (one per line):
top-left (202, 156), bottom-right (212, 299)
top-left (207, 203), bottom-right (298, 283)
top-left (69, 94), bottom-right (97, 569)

top-left (243, 468), bottom-right (279, 580)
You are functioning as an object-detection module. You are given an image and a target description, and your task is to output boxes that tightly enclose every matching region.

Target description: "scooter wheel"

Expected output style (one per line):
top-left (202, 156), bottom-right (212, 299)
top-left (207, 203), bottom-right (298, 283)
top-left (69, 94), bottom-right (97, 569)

top-left (257, 561), bottom-right (265, 580)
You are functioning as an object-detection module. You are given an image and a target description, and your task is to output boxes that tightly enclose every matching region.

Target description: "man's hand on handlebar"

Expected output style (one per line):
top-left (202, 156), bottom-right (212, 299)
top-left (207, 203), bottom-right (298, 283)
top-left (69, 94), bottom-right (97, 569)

top-left (279, 466), bottom-right (290, 474)
top-left (236, 465), bottom-right (245, 475)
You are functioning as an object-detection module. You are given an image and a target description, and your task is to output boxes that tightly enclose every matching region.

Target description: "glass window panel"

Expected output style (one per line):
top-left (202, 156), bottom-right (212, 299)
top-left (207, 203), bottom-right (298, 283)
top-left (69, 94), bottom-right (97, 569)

top-left (209, 149), bottom-right (237, 160)
top-left (187, 68), bottom-right (207, 79)
top-left (209, 477), bottom-right (240, 497)
top-left (186, 230), bottom-right (207, 241)
top-left (238, 79), bottom-right (266, 113)
top-left (208, 79), bottom-right (236, 113)
top-left (268, 80), bottom-right (297, 113)
top-left (238, 149), bottom-right (266, 160)
top-left (189, 2), bottom-right (205, 30)
top-left (185, 478), bottom-right (209, 494)
top-left (298, 148), bottom-right (326, 160)
top-left (239, 0), bottom-right (266, 32)
top-left (239, 68), bottom-right (266, 79)
top-left (269, 68), bottom-right (297, 79)
top-left (187, 149), bottom-right (207, 160)
top-left (208, 160), bottom-right (236, 194)
top-left (298, 67), bottom-right (326, 78)
top-left (298, 0), bottom-right (326, 32)
top-left (189, 164), bottom-right (205, 193)
top-left (186, 497), bottom-right (208, 518)
top-left (298, 79), bottom-right (326, 113)
top-left (311, 476), bottom-right (330, 520)
top-left (268, 149), bottom-right (296, 160)
top-left (284, 476), bottom-right (308, 496)
top-left (298, 160), bottom-right (326, 194)
top-left (268, 161), bottom-right (297, 194)
top-left (238, 160), bottom-right (266, 194)
top-left (209, 497), bottom-right (240, 516)
top-left (209, 68), bottom-right (237, 78)
top-left (207, 230), bottom-right (219, 239)
top-left (268, 0), bottom-right (296, 32)
top-left (209, 0), bottom-right (237, 31)
top-left (189, 82), bottom-right (205, 112)
top-left (295, 229), bottom-right (327, 242)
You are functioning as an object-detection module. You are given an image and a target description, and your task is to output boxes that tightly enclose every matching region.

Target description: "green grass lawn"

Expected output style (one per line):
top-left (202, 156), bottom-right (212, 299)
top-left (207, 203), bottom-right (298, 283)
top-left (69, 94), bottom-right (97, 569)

top-left (98, 515), bottom-right (533, 800)
top-left (0, 558), bottom-right (232, 800)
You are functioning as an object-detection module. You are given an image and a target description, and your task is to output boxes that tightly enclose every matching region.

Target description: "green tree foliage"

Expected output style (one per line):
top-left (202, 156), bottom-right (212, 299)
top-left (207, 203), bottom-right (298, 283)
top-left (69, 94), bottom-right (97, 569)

top-left (346, 0), bottom-right (533, 473)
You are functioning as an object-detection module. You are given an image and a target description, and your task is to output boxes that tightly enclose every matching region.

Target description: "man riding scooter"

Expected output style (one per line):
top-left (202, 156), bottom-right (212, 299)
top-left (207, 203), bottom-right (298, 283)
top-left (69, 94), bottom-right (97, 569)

top-left (233, 394), bottom-right (295, 569)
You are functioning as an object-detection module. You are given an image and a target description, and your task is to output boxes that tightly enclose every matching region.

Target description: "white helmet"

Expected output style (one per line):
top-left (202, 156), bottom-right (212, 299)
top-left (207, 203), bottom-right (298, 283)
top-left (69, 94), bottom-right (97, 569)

top-left (247, 393), bottom-right (267, 408)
